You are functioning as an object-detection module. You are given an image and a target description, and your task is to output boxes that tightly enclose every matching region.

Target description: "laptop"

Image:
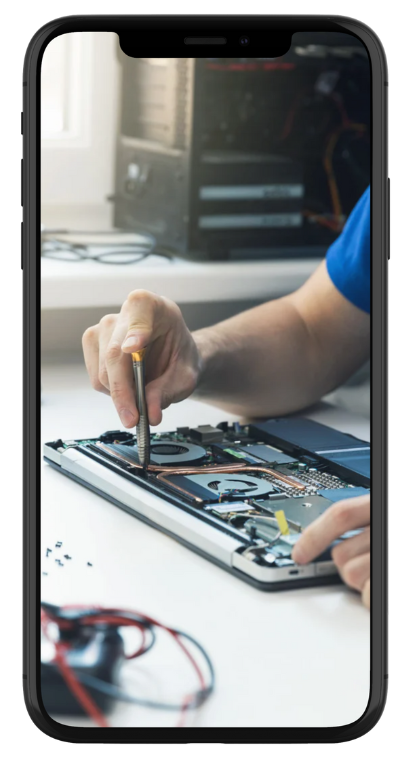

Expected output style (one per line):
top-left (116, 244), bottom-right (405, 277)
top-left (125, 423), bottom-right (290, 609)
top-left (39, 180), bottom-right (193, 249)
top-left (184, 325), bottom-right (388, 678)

top-left (43, 416), bottom-right (370, 591)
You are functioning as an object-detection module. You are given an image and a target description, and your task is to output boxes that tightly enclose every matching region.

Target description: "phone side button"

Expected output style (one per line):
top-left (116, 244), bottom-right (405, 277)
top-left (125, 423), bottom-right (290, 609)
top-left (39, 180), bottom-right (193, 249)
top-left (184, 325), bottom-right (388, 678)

top-left (387, 178), bottom-right (390, 260)
top-left (18, 159), bottom-right (23, 207)
top-left (18, 222), bottom-right (23, 269)
top-left (387, 178), bottom-right (393, 261)
top-left (21, 222), bottom-right (24, 270)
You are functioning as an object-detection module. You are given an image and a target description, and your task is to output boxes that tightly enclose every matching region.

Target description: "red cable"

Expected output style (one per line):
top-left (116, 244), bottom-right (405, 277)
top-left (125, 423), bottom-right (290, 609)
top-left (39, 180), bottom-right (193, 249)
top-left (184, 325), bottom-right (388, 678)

top-left (168, 630), bottom-right (206, 691)
top-left (42, 605), bottom-right (209, 728)
top-left (79, 615), bottom-right (149, 659)
top-left (279, 90), bottom-right (305, 141)
top-left (327, 92), bottom-right (349, 126)
top-left (125, 626), bottom-right (147, 659)
top-left (177, 694), bottom-right (195, 728)
top-left (82, 613), bottom-right (206, 690)
top-left (101, 610), bottom-right (206, 687)
top-left (102, 609), bottom-right (207, 691)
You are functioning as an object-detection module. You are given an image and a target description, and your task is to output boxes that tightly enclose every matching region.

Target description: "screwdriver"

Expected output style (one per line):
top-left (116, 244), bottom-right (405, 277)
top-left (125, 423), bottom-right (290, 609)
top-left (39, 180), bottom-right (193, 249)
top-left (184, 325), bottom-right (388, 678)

top-left (131, 348), bottom-right (150, 470)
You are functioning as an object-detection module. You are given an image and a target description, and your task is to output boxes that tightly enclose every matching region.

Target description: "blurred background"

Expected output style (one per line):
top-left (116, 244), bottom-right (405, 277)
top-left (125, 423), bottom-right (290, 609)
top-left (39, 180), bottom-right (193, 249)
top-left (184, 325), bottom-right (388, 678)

top-left (41, 32), bottom-right (370, 416)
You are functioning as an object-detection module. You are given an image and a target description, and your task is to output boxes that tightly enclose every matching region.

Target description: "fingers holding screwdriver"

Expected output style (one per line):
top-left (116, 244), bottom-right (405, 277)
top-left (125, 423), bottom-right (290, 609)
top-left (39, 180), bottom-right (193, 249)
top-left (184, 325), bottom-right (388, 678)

top-left (82, 290), bottom-right (202, 428)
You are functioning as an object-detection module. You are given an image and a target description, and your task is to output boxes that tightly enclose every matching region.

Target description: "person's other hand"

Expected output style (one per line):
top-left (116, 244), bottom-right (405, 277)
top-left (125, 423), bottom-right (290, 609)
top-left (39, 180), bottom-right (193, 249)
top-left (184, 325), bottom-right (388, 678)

top-left (82, 290), bottom-right (201, 428)
top-left (292, 495), bottom-right (371, 608)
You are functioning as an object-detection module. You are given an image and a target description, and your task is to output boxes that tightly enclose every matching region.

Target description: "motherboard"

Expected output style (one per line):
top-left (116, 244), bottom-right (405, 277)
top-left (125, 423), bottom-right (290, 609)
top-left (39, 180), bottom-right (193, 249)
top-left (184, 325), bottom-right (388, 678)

top-left (45, 418), bottom-right (370, 571)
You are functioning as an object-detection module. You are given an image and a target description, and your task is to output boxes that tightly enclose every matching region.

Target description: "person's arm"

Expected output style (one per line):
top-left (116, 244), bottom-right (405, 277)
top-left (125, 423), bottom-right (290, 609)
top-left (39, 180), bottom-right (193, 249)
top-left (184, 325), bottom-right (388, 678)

top-left (193, 259), bottom-right (370, 415)
top-left (82, 260), bottom-right (369, 427)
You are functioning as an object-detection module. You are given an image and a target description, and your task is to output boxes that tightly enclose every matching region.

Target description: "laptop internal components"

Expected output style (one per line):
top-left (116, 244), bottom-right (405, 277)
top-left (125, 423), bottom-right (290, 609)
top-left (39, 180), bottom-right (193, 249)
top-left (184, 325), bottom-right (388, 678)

top-left (157, 472), bottom-right (275, 503)
top-left (97, 440), bottom-right (208, 467)
top-left (253, 495), bottom-right (333, 531)
top-left (43, 417), bottom-right (370, 590)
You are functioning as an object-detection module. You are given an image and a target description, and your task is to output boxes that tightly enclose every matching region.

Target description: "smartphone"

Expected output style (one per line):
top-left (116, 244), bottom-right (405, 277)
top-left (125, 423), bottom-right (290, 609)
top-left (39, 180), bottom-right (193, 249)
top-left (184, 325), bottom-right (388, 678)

top-left (23, 15), bottom-right (388, 742)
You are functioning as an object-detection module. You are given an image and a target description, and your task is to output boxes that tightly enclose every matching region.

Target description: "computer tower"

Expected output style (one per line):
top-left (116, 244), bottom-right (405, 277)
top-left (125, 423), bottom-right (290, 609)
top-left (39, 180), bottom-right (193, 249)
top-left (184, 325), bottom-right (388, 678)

top-left (114, 35), bottom-right (370, 261)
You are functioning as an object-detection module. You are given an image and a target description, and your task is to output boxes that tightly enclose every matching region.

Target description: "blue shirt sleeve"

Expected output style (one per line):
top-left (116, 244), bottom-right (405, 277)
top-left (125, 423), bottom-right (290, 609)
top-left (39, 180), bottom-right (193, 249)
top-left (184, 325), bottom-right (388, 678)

top-left (325, 187), bottom-right (371, 314)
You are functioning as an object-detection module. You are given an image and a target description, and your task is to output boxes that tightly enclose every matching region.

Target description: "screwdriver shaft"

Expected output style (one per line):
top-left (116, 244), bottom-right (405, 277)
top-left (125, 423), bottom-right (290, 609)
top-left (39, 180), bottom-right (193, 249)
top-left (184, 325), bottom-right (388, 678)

top-left (131, 350), bottom-right (150, 469)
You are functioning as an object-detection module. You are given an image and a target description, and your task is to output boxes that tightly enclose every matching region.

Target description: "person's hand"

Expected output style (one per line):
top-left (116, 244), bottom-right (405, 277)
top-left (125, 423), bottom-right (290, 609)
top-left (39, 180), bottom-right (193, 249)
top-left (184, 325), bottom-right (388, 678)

top-left (291, 495), bottom-right (371, 608)
top-left (82, 290), bottom-right (201, 428)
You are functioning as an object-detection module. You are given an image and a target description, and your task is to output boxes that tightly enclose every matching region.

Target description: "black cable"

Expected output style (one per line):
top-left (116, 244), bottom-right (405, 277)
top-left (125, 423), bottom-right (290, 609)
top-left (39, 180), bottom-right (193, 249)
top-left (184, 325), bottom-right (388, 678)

top-left (41, 240), bottom-right (172, 265)
top-left (41, 230), bottom-right (173, 264)
top-left (50, 607), bottom-right (215, 708)
top-left (42, 240), bottom-right (149, 250)
top-left (128, 625), bottom-right (156, 658)
top-left (75, 673), bottom-right (210, 712)
top-left (75, 610), bottom-right (215, 692)
top-left (42, 229), bottom-right (136, 235)
top-left (43, 242), bottom-right (153, 253)
top-left (41, 227), bottom-right (158, 241)
top-left (174, 628), bottom-right (215, 703)
top-left (42, 247), bottom-right (154, 265)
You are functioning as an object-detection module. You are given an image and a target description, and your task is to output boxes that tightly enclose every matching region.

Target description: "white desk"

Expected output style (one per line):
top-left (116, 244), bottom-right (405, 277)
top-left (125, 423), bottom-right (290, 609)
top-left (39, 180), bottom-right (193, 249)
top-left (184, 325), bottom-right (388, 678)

top-left (41, 363), bottom-right (370, 729)
top-left (41, 255), bottom-right (319, 310)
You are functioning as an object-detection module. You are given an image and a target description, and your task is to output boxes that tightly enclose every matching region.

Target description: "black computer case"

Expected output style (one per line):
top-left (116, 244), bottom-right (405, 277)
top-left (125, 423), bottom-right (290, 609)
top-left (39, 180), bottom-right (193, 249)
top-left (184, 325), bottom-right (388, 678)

top-left (114, 35), bottom-right (370, 260)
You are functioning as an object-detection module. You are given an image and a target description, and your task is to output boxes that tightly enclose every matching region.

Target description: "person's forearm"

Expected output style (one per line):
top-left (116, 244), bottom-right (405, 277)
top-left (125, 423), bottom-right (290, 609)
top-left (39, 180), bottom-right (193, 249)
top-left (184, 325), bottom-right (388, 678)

top-left (193, 295), bottom-right (322, 416)
top-left (192, 262), bottom-right (370, 417)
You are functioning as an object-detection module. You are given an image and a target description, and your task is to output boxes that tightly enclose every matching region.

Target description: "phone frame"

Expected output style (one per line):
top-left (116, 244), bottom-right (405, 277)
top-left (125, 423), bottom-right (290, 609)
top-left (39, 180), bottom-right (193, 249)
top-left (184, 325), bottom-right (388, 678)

top-left (23, 14), bottom-right (388, 743)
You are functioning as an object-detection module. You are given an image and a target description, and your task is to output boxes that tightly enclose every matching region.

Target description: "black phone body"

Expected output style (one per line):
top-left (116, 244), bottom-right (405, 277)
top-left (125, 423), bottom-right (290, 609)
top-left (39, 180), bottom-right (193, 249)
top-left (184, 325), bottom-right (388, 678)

top-left (23, 15), bottom-right (388, 742)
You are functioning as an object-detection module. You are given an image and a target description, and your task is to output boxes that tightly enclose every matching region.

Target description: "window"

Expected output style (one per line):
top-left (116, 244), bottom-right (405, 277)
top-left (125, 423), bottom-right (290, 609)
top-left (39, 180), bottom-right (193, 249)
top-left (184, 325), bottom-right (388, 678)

top-left (41, 34), bottom-right (68, 135)
top-left (41, 32), bottom-right (93, 145)
top-left (41, 32), bottom-right (119, 208)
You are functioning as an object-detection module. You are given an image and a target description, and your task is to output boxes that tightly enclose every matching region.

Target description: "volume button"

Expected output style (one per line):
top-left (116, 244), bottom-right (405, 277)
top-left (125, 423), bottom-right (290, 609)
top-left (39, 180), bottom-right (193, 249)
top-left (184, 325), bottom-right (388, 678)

top-left (21, 222), bottom-right (24, 270)
top-left (18, 222), bottom-right (23, 269)
top-left (18, 159), bottom-right (23, 207)
top-left (21, 159), bottom-right (23, 207)
top-left (387, 178), bottom-right (393, 261)
top-left (387, 178), bottom-right (390, 260)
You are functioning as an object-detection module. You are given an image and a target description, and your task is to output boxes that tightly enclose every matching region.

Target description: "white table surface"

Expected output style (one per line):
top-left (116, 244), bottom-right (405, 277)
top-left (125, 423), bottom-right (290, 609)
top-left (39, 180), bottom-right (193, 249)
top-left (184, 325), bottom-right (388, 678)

top-left (41, 363), bottom-right (370, 730)
top-left (41, 255), bottom-right (320, 310)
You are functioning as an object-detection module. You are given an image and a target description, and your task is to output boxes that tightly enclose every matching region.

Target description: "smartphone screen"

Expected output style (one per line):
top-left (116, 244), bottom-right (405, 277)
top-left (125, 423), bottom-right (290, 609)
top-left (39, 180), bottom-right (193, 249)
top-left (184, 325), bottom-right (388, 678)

top-left (28, 19), bottom-right (385, 739)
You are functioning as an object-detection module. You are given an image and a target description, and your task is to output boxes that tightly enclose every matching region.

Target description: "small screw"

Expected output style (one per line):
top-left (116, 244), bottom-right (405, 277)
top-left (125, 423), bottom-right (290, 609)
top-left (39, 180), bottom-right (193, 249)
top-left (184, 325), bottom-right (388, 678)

top-left (42, 572), bottom-right (48, 576)
top-left (46, 548), bottom-right (52, 557)
top-left (87, 562), bottom-right (93, 567)
top-left (55, 541), bottom-right (63, 548)
top-left (55, 559), bottom-right (61, 564)
top-left (63, 554), bottom-right (72, 560)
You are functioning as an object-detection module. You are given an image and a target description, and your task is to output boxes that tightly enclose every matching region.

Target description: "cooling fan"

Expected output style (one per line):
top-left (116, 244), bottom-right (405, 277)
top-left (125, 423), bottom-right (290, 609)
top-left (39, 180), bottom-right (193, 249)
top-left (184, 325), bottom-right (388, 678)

top-left (164, 472), bottom-right (274, 502)
top-left (99, 440), bottom-right (208, 466)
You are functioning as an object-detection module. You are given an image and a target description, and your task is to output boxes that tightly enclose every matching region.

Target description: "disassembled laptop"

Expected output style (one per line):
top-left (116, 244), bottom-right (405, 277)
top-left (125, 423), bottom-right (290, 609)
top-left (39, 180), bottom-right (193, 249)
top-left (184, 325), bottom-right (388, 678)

top-left (44, 417), bottom-right (370, 590)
